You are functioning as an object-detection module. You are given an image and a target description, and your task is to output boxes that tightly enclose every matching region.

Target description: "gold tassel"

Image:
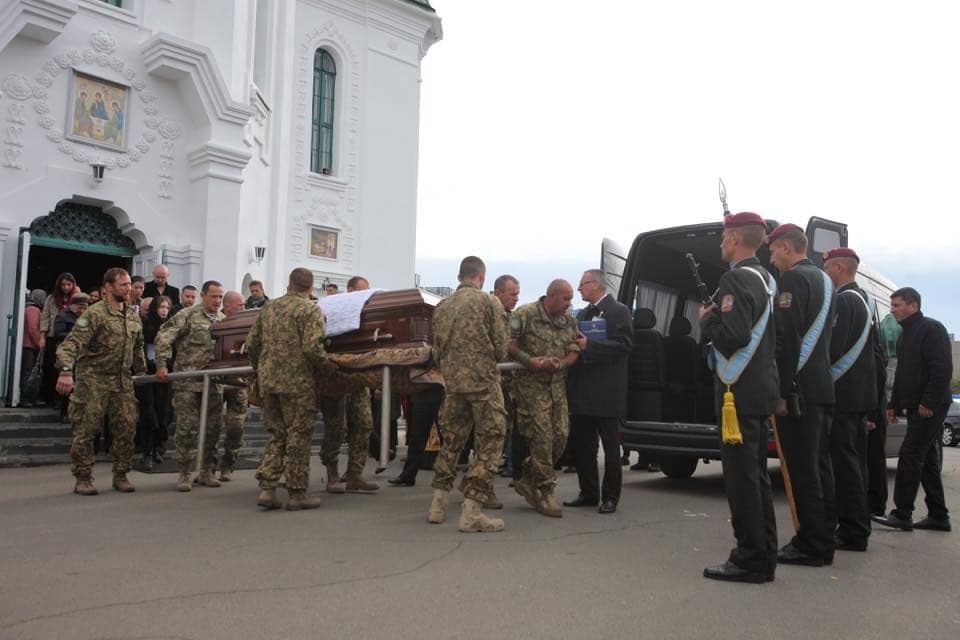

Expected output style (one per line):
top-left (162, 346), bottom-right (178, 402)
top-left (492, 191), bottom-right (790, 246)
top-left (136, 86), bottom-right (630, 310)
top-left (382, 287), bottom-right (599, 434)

top-left (721, 385), bottom-right (743, 445)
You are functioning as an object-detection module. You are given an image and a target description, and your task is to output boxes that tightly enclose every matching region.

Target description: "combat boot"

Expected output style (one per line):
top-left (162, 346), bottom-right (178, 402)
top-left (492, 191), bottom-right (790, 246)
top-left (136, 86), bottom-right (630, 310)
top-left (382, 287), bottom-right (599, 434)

top-left (427, 489), bottom-right (450, 524)
top-left (74, 478), bottom-right (98, 496)
top-left (325, 464), bottom-right (345, 494)
top-left (484, 491), bottom-right (503, 510)
top-left (112, 474), bottom-right (135, 493)
top-left (176, 470), bottom-right (192, 492)
top-left (458, 498), bottom-right (505, 533)
top-left (538, 487), bottom-right (563, 518)
top-left (195, 470), bottom-right (221, 487)
top-left (257, 488), bottom-right (282, 510)
top-left (345, 475), bottom-right (380, 493)
top-left (286, 490), bottom-right (322, 511)
top-left (219, 468), bottom-right (234, 482)
top-left (514, 477), bottom-right (541, 510)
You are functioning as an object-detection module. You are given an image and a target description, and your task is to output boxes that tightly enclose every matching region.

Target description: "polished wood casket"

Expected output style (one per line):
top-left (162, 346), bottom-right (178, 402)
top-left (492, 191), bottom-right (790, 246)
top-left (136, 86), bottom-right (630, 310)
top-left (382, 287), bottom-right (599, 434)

top-left (209, 288), bottom-right (440, 370)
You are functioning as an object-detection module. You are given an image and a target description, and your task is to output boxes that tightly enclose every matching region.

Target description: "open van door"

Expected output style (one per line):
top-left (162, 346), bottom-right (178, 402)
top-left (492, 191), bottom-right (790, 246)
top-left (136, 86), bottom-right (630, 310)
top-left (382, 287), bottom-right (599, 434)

top-left (804, 217), bottom-right (848, 267)
top-left (601, 237), bottom-right (627, 298)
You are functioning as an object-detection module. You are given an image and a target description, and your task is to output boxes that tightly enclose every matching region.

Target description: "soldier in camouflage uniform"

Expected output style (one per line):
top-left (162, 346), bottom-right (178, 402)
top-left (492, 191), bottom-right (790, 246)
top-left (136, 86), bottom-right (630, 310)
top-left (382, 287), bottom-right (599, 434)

top-left (156, 280), bottom-right (225, 491)
top-left (218, 291), bottom-right (249, 481)
top-left (319, 389), bottom-right (378, 493)
top-left (428, 256), bottom-right (509, 533)
top-left (247, 268), bottom-right (330, 511)
top-left (509, 279), bottom-right (582, 517)
top-left (56, 268), bottom-right (146, 496)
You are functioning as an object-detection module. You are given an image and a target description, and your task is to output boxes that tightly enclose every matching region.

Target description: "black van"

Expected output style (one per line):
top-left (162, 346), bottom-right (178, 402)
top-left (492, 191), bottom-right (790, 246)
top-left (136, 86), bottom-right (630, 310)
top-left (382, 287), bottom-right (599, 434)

top-left (603, 216), bottom-right (900, 478)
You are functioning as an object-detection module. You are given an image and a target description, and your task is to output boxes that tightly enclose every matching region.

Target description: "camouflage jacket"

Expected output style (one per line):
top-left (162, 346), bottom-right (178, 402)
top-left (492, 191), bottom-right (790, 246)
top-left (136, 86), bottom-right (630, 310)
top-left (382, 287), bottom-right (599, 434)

top-left (56, 302), bottom-right (146, 392)
top-left (510, 298), bottom-right (581, 396)
top-left (246, 293), bottom-right (328, 398)
top-left (433, 283), bottom-right (508, 394)
top-left (155, 304), bottom-right (224, 392)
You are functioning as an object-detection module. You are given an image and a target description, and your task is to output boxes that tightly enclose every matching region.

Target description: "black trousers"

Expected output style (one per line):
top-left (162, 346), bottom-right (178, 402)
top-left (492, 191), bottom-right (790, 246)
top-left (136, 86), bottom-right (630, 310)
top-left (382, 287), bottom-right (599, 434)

top-left (569, 414), bottom-right (622, 504)
top-left (398, 387), bottom-right (444, 481)
top-left (721, 412), bottom-right (777, 575)
top-left (777, 403), bottom-right (834, 559)
top-left (866, 416), bottom-right (888, 515)
top-left (893, 407), bottom-right (949, 520)
top-left (827, 410), bottom-right (871, 544)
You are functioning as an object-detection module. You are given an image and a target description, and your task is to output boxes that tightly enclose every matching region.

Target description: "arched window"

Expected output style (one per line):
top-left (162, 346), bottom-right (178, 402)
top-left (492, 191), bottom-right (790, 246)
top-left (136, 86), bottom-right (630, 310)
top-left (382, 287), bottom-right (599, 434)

top-left (311, 49), bottom-right (336, 174)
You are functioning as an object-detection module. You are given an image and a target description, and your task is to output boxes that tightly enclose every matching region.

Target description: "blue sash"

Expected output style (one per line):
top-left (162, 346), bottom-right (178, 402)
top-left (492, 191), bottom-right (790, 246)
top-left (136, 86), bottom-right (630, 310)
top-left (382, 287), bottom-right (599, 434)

top-left (830, 289), bottom-right (875, 381)
top-left (714, 268), bottom-right (777, 386)
top-left (797, 270), bottom-right (834, 371)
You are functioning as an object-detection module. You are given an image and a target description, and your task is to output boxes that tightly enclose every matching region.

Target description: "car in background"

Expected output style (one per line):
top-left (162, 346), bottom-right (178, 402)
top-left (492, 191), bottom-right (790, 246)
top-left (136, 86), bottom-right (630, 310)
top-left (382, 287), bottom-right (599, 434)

top-left (942, 401), bottom-right (960, 447)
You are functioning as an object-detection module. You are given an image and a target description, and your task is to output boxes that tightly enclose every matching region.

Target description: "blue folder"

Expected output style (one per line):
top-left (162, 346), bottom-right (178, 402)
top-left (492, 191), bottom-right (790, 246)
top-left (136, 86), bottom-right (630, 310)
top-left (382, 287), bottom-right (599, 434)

top-left (579, 319), bottom-right (607, 341)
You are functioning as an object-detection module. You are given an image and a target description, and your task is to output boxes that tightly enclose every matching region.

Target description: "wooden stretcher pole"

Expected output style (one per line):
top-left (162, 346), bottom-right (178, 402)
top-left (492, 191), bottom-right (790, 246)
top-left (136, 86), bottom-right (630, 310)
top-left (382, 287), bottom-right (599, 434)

top-left (770, 414), bottom-right (800, 532)
top-left (376, 365), bottom-right (391, 472)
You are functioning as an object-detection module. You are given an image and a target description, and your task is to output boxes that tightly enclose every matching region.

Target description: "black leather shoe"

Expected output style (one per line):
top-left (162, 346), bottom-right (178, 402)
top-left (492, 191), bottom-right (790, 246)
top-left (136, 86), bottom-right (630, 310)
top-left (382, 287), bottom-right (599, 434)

top-left (152, 452), bottom-right (164, 464)
top-left (777, 543), bottom-right (824, 567)
top-left (598, 500), bottom-right (617, 514)
top-left (563, 495), bottom-right (599, 508)
top-left (914, 516), bottom-right (951, 532)
top-left (871, 510), bottom-right (913, 531)
top-left (703, 562), bottom-right (772, 584)
top-left (387, 476), bottom-right (415, 487)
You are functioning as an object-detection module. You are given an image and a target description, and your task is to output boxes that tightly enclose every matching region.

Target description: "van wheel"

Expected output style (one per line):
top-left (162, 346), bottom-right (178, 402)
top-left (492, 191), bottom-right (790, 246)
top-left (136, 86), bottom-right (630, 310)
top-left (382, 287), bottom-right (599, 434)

top-left (659, 456), bottom-right (698, 479)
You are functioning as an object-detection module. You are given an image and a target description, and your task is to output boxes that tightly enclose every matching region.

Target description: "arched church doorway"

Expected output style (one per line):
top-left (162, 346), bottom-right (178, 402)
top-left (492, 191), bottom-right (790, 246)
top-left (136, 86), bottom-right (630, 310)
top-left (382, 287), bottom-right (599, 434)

top-left (6, 201), bottom-right (140, 406)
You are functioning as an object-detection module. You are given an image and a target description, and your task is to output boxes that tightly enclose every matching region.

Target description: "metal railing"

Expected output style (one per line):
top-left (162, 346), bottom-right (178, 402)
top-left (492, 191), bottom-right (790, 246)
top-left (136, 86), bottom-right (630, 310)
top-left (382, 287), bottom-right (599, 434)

top-left (133, 362), bottom-right (527, 474)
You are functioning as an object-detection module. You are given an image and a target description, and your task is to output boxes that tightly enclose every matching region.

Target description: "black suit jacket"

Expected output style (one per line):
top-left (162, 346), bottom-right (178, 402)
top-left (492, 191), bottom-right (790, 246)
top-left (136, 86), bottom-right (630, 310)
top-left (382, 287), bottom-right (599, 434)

top-left (830, 282), bottom-right (878, 413)
top-left (566, 294), bottom-right (633, 418)
top-left (143, 281), bottom-right (180, 307)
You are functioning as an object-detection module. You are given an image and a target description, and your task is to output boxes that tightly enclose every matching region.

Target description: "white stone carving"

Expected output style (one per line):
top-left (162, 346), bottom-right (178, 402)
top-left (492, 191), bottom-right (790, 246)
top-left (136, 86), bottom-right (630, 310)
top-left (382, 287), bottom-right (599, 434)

top-left (6, 104), bottom-right (26, 124)
top-left (3, 75), bottom-right (33, 101)
top-left (143, 131), bottom-right (156, 143)
top-left (46, 132), bottom-right (63, 143)
top-left (4, 126), bottom-right (24, 147)
top-left (159, 120), bottom-right (182, 139)
top-left (144, 117), bottom-right (159, 129)
top-left (37, 115), bottom-right (55, 129)
top-left (42, 61), bottom-right (60, 77)
top-left (2, 147), bottom-right (23, 169)
top-left (34, 73), bottom-right (53, 88)
top-left (33, 102), bottom-right (49, 115)
top-left (90, 31), bottom-right (118, 54)
top-left (143, 105), bottom-right (158, 116)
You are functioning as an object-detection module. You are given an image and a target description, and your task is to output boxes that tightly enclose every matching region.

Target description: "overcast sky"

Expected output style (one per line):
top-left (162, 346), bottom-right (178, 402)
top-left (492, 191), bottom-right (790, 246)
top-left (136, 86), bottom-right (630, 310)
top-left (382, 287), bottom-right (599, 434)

top-left (414, 1), bottom-right (960, 334)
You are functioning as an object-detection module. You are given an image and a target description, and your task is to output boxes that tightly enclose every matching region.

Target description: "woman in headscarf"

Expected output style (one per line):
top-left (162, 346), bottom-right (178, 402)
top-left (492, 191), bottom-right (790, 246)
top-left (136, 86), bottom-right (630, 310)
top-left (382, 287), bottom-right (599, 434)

top-left (39, 272), bottom-right (77, 406)
top-left (19, 289), bottom-right (47, 406)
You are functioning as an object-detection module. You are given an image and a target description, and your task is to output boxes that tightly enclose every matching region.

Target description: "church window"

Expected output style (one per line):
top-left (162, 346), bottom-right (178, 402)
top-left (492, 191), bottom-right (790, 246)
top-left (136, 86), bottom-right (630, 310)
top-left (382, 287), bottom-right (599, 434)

top-left (311, 49), bottom-right (336, 175)
top-left (100, 0), bottom-right (123, 6)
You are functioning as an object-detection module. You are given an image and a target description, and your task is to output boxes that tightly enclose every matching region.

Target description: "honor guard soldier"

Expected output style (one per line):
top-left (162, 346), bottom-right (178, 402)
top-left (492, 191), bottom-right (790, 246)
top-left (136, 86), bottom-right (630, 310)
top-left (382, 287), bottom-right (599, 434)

top-left (247, 268), bottom-right (330, 510)
top-left (768, 223), bottom-right (837, 567)
top-left (57, 267), bottom-right (146, 496)
top-left (822, 247), bottom-right (877, 551)
top-left (156, 280), bottom-right (226, 491)
top-left (427, 256), bottom-right (510, 532)
top-left (699, 212), bottom-right (780, 583)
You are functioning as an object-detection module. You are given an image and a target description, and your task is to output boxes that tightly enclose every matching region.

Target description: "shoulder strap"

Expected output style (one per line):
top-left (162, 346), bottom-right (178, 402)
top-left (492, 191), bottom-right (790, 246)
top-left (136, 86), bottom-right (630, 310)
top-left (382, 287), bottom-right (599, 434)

top-left (797, 269), bottom-right (834, 370)
top-left (830, 289), bottom-right (875, 381)
top-left (712, 266), bottom-right (777, 385)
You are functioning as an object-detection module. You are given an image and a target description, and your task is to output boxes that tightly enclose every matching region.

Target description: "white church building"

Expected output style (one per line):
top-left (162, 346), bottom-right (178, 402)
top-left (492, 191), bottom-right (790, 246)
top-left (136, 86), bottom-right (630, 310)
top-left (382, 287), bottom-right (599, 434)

top-left (0, 0), bottom-right (441, 404)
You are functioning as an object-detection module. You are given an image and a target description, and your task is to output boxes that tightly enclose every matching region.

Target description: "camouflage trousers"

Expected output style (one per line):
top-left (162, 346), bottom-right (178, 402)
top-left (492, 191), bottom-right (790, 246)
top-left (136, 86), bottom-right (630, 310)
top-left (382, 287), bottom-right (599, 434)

top-left (256, 393), bottom-right (318, 492)
top-left (515, 386), bottom-right (569, 492)
top-left (431, 387), bottom-right (507, 503)
top-left (172, 389), bottom-right (224, 472)
top-left (68, 380), bottom-right (137, 479)
top-left (220, 386), bottom-right (248, 472)
top-left (319, 389), bottom-right (373, 478)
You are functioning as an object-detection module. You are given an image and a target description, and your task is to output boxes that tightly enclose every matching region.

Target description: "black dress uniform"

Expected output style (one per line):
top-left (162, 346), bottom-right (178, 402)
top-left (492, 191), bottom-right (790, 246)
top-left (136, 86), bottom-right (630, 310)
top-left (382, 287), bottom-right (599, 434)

top-left (773, 249), bottom-right (837, 565)
top-left (701, 248), bottom-right (780, 580)
top-left (826, 270), bottom-right (877, 550)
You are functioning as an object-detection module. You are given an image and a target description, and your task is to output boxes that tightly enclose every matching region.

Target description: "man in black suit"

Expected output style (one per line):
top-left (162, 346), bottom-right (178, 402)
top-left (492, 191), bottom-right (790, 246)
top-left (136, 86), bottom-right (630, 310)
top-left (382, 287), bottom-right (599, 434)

top-left (564, 269), bottom-right (633, 514)
top-left (142, 264), bottom-right (181, 308)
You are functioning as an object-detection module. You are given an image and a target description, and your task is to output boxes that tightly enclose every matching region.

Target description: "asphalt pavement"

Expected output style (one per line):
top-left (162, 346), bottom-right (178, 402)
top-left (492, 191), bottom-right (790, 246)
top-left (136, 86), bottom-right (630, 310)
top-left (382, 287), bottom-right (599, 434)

top-left (1, 448), bottom-right (958, 640)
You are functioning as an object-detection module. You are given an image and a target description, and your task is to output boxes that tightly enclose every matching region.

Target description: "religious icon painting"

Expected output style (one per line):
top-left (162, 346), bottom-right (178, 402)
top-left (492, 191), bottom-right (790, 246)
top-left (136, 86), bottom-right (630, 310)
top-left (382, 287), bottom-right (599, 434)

top-left (65, 71), bottom-right (130, 151)
top-left (309, 226), bottom-right (339, 260)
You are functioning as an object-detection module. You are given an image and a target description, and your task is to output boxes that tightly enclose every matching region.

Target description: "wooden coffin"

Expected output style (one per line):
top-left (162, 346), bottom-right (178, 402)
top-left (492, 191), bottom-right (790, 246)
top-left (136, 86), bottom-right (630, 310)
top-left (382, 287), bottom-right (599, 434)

top-left (209, 289), bottom-right (440, 369)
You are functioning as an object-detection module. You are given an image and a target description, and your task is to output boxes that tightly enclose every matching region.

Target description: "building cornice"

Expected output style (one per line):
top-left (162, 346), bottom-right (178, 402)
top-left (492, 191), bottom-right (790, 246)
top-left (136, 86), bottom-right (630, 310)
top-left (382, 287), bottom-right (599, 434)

top-left (141, 32), bottom-right (255, 128)
top-left (187, 142), bottom-right (252, 184)
top-left (0, 0), bottom-right (77, 53)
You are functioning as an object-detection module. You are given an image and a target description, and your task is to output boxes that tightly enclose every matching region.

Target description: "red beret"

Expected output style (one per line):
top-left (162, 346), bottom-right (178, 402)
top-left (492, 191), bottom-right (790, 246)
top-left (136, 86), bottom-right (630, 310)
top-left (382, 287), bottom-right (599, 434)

top-left (823, 247), bottom-right (859, 263)
top-left (723, 212), bottom-right (766, 228)
top-left (767, 223), bottom-right (804, 244)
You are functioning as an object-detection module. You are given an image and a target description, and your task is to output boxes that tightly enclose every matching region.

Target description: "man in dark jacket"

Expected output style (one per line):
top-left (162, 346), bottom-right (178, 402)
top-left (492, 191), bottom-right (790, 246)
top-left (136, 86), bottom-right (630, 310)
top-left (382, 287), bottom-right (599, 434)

top-left (768, 223), bottom-right (837, 568)
top-left (564, 269), bottom-right (632, 514)
top-left (873, 287), bottom-right (953, 532)
top-left (143, 264), bottom-right (180, 308)
top-left (823, 248), bottom-right (877, 552)
top-left (699, 212), bottom-right (780, 584)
